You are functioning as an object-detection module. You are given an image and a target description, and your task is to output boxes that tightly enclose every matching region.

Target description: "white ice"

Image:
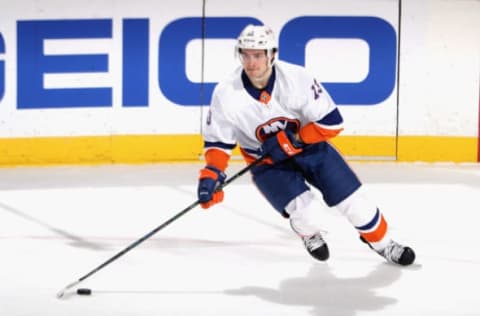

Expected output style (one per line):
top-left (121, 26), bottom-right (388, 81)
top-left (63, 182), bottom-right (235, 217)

top-left (1, 162), bottom-right (479, 316)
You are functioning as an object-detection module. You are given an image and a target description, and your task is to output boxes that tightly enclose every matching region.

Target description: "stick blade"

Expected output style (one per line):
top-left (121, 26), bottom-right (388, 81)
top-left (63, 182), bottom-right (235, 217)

top-left (56, 280), bottom-right (80, 299)
top-left (56, 289), bottom-right (66, 299)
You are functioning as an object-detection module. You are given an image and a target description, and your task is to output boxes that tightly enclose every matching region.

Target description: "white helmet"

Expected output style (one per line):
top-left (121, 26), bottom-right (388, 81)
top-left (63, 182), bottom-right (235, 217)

top-left (236, 24), bottom-right (278, 65)
top-left (236, 24), bottom-right (278, 51)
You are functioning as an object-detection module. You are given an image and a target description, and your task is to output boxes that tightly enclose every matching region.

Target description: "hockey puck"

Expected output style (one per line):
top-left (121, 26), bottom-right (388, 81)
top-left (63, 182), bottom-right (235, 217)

top-left (76, 288), bottom-right (92, 295)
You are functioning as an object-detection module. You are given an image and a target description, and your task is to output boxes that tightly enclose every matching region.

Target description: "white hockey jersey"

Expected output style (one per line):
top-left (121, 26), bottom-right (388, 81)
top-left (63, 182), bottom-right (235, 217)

top-left (203, 60), bottom-right (343, 165)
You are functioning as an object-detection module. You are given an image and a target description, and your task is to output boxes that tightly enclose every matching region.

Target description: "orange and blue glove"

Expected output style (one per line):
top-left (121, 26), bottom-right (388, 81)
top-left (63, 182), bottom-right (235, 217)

top-left (197, 165), bottom-right (227, 209)
top-left (261, 129), bottom-right (304, 163)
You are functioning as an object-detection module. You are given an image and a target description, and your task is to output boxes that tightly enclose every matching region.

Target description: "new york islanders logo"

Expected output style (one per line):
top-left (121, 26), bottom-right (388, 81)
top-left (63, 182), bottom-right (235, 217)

top-left (255, 117), bottom-right (300, 141)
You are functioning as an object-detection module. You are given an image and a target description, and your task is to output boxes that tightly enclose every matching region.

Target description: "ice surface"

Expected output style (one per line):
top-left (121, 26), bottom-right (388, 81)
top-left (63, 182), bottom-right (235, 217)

top-left (1, 162), bottom-right (479, 316)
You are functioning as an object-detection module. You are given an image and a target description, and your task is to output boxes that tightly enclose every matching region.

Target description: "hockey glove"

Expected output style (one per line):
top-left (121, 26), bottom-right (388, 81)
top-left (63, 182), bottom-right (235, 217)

top-left (197, 165), bottom-right (227, 209)
top-left (261, 129), bottom-right (304, 163)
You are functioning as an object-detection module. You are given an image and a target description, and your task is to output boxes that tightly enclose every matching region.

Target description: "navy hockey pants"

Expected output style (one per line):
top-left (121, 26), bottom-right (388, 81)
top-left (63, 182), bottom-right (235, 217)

top-left (250, 141), bottom-right (362, 216)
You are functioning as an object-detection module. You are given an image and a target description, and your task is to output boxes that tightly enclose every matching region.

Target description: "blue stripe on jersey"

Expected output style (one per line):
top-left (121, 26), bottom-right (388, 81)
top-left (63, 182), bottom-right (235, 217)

top-left (241, 67), bottom-right (276, 101)
top-left (204, 141), bottom-right (237, 150)
top-left (316, 108), bottom-right (343, 126)
top-left (355, 208), bottom-right (380, 230)
top-left (241, 147), bottom-right (262, 155)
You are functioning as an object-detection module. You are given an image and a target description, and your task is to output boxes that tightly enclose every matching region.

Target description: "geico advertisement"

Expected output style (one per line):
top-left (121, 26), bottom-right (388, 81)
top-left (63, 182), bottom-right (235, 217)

top-left (0, 0), bottom-right (398, 137)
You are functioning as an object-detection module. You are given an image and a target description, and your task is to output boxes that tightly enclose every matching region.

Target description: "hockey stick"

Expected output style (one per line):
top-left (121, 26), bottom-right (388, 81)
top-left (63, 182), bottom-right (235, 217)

top-left (56, 156), bottom-right (263, 299)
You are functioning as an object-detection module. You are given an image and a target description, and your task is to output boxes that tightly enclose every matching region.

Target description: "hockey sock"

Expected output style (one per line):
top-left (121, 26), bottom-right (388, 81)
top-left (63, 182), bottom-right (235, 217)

top-left (336, 186), bottom-right (391, 251)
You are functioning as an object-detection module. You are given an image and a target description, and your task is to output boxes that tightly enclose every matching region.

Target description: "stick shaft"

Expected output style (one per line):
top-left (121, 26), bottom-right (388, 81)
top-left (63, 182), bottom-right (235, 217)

top-left (57, 157), bottom-right (262, 297)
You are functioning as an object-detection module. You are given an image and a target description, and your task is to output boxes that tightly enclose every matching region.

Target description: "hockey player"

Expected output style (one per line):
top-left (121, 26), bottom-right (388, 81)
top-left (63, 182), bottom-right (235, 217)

top-left (197, 24), bottom-right (415, 265)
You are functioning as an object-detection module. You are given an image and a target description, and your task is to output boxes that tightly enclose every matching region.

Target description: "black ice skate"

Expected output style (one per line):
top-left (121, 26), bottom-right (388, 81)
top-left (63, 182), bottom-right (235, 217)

top-left (361, 236), bottom-right (415, 266)
top-left (301, 233), bottom-right (330, 261)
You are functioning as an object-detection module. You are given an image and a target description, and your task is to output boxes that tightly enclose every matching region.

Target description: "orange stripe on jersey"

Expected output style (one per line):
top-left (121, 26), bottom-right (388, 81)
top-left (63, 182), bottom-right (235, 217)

top-left (360, 214), bottom-right (388, 243)
top-left (240, 148), bottom-right (273, 165)
top-left (298, 122), bottom-right (343, 144)
top-left (205, 148), bottom-right (230, 171)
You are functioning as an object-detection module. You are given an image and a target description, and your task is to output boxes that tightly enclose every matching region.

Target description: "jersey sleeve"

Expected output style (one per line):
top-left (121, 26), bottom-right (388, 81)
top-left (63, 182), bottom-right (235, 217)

top-left (297, 75), bottom-right (344, 144)
top-left (202, 88), bottom-right (237, 171)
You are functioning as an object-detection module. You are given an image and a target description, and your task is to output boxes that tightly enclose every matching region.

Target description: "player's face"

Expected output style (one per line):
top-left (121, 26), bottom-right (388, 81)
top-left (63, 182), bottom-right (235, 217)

top-left (239, 49), bottom-right (270, 80)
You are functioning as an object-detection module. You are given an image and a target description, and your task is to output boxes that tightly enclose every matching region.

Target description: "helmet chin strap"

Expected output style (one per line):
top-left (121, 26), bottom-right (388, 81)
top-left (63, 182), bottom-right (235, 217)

top-left (267, 49), bottom-right (276, 67)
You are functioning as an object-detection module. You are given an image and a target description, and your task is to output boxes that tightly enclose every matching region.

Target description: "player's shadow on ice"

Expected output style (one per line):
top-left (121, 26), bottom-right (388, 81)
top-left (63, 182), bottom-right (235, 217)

top-left (0, 201), bottom-right (108, 251)
top-left (225, 263), bottom-right (402, 316)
